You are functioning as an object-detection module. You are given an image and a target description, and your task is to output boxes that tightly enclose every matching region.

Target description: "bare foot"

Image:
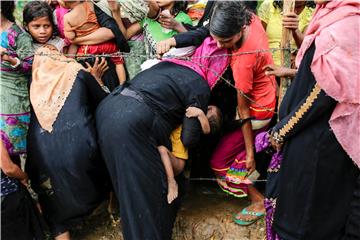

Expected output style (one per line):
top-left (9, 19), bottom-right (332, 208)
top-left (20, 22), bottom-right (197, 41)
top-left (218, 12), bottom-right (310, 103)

top-left (167, 178), bottom-right (178, 204)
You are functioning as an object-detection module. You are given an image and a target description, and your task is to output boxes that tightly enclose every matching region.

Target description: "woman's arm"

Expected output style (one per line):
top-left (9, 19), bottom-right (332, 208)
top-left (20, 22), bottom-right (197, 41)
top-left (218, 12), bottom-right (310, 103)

top-left (83, 57), bottom-right (110, 103)
top-left (108, 2), bottom-right (142, 40)
top-left (94, 4), bottom-right (130, 52)
top-left (283, 13), bottom-right (304, 48)
top-left (263, 64), bottom-right (297, 78)
top-left (0, 142), bottom-right (28, 183)
top-left (147, 0), bottom-right (160, 19)
top-left (157, 27), bottom-right (209, 56)
top-left (271, 84), bottom-right (337, 148)
top-left (237, 93), bottom-right (255, 173)
top-left (124, 23), bottom-right (142, 40)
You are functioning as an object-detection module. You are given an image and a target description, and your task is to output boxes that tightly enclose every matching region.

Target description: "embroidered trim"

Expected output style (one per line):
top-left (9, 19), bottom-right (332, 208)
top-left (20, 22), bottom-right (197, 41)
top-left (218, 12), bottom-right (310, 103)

top-left (278, 84), bottom-right (321, 138)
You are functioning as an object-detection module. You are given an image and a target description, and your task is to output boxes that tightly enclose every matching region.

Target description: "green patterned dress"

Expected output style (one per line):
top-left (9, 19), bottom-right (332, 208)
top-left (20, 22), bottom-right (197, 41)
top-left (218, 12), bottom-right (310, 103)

top-left (0, 23), bottom-right (34, 156)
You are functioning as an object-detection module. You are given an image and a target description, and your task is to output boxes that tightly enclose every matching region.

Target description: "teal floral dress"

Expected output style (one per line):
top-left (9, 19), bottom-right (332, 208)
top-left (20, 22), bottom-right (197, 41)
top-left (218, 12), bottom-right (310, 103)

top-left (0, 23), bottom-right (34, 156)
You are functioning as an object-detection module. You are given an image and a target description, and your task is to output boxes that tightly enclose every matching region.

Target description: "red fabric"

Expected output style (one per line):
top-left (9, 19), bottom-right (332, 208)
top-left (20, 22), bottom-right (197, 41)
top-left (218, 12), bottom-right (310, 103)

top-left (231, 16), bottom-right (276, 120)
top-left (77, 41), bottom-right (124, 64)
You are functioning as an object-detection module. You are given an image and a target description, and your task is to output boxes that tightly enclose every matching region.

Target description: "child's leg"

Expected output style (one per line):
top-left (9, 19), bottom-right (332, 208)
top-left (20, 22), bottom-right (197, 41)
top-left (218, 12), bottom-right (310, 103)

top-left (158, 146), bottom-right (178, 204)
top-left (168, 155), bottom-right (186, 176)
top-left (115, 64), bottom-right (126, 85)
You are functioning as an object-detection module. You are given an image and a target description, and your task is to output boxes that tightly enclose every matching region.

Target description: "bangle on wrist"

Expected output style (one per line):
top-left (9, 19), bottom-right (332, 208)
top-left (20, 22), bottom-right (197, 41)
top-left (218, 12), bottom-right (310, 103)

top-left (10, 57), bottom-right (21, 69)
top-left (270, 130), bottom-right (284, 145)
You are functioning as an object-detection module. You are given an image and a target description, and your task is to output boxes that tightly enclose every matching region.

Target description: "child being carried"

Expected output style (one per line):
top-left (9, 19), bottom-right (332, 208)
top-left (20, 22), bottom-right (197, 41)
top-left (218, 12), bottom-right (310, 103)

top-left (158, 105), bottom-right (222, 204)
top-left (62, 0), bottom-right (126, 85)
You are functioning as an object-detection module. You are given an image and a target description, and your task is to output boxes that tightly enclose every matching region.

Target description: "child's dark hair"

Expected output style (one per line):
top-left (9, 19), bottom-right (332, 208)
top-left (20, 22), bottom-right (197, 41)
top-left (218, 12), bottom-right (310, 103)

top-left (0, 0), bottom-right (15, 22)
top-left (208, 107), bottom-right (223, 136)
top-left (273, 1), bottom-right (316, 9)
top-left (23, 1), bottom-right (57, 35)
top-left (171, 1), bottom-right (188, 16)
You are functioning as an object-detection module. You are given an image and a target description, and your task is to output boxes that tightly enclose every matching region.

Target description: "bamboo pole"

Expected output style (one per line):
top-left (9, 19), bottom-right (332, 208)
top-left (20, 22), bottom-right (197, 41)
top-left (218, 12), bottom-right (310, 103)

top-left (278, 0), bottom-right (295, 113)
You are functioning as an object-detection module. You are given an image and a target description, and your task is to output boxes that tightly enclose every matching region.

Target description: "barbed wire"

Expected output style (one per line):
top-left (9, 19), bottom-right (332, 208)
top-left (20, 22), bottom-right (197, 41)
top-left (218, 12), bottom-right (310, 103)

top-left (2, 46), bottom-right (297, 61)
top-left (2, 46), bottom-right (294, 112)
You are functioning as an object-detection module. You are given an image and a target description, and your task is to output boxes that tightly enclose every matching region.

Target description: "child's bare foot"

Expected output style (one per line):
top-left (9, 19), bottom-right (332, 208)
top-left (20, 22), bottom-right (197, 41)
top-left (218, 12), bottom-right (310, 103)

top-left (167, 178), bottom-right (178, 204)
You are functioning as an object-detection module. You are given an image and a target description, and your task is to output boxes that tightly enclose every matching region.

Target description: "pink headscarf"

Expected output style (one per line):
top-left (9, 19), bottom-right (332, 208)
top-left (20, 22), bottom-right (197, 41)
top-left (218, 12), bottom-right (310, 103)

top-left (296, 1), bottom-right (360, 168)
top-left (165, 37), bottom-right (229, 89)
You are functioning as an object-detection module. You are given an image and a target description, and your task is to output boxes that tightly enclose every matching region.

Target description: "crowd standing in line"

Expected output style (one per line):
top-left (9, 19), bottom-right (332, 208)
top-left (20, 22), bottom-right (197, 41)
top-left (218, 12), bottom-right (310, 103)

top-left (1, 0), bottom-right (359, 240)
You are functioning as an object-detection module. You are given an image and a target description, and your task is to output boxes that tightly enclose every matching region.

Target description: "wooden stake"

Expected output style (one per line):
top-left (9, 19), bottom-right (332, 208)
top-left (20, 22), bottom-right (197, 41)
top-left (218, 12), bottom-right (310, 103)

top-left (278, 0), bottom-right (295, 114)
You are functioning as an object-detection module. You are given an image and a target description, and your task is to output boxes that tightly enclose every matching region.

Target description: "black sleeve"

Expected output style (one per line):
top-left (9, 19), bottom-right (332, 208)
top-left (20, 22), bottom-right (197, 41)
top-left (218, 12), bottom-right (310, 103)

top-left (94, 5), bottom-right (130, 53)
top-left (181, 93), bottom-right (209, 148)
top-left (78, 71), bottom-right (108, 105)
top-left (272, 83), bottom-right (337, 141)
top-left (174, 26), bottom-right (210, 48)
top-left (180, 116), bottom-right (202, 148)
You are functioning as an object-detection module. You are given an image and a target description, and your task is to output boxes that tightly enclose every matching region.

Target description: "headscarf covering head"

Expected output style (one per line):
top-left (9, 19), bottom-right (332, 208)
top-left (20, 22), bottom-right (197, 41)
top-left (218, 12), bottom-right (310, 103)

top-left (296, 0), bottom-right (360, 168)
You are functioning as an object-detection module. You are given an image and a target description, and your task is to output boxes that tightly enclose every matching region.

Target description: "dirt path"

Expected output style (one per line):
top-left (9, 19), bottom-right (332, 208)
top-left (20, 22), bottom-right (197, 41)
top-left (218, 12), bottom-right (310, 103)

top-left (72, 183), bottom-right (265, 240)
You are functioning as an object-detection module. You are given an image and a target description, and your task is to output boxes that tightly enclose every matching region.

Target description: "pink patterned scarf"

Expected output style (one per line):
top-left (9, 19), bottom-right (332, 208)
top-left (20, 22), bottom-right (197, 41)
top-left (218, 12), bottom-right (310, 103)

top-left (165, 37), bottom-right (229, 89)
top-left (296, 1), bottom-right (360, 168)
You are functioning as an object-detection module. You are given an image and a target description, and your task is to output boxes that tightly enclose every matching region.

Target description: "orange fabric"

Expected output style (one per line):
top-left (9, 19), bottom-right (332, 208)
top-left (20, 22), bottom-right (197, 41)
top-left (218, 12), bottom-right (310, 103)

top-left (231, 16), bottom-right (276, 120)
top-left (77, 41), bottom-right (124, 64)
top-left (70, 1), bottom-right (100, 37)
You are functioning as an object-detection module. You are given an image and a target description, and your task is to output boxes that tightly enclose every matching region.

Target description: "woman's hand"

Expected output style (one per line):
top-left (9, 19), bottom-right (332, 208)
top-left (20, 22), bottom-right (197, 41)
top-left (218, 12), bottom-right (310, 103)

top-left (158, 10), bottom-right (181, 31)
top-left (269, 132), bottom-right (283, 152)
top-left (185, 106), bottom-right (204, 118)
top-left (283, 12), bottom-right (300, 32)
top-left (20, 174), bottom-right (29, 187)
top-left (107, 0), bottom-right (121, 12)
top-left (85, 57), bottom-right (109, 85)
top-left (246, 154), bottom-right (256, 174)
top-left (0, 47), bottom-right (10, 63)
top-left (263, 64), bottom-right (297, 78)
top-left (156, 37), bottom-right (176, 58)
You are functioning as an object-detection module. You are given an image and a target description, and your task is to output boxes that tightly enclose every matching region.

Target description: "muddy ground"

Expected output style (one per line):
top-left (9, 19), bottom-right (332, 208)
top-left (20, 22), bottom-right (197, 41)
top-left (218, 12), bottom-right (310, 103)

top-left (71, 182), bottom-right (265, 240)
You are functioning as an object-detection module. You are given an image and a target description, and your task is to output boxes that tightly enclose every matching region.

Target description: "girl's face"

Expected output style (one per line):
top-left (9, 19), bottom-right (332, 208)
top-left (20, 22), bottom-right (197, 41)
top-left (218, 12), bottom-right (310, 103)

top-left (210, 31), bottom-right (243, 49)
top-left (27, 16), bottom-right (53, 44)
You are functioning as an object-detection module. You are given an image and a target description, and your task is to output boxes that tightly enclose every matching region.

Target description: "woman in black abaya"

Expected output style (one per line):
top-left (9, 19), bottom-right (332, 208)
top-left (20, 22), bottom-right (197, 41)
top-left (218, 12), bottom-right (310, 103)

top-left (26, 46), bottom-right (110, 239)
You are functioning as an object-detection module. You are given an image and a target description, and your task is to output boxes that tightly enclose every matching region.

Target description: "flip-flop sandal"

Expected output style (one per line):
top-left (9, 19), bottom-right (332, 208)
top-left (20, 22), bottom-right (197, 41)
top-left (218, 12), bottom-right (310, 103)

top-left (233, 208), bottom-right (265, 226)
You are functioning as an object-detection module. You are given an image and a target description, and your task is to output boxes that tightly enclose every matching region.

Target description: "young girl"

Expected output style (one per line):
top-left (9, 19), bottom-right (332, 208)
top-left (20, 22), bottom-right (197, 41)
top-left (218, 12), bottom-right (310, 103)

top-left (158, 105), bottom-right (222, 204)
top-left (116, 0), bottom-right (192, 57)
top-left (0, 0), bottom-right (33, 167)
top-left (61, 0), bottom-right (126, 85)
top-left (23, 1), bottom-right (68, 53)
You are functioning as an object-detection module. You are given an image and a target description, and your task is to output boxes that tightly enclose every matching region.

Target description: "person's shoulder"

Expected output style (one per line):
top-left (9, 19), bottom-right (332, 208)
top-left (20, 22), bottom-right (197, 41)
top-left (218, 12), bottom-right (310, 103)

top-left (257, 0), bottom-right (276, 17)
top-left (14, 25), bottom-right (33, 44)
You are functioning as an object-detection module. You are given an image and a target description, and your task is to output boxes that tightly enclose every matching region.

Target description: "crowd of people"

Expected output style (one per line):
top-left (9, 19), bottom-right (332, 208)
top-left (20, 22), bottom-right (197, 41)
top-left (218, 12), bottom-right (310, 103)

top-left (1, 0), bottom-right (359, 240)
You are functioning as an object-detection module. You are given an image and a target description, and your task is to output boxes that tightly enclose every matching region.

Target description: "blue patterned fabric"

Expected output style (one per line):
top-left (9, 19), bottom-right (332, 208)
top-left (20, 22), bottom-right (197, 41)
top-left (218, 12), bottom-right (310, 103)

top-left (1, 172), bottom-right (19, 197)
